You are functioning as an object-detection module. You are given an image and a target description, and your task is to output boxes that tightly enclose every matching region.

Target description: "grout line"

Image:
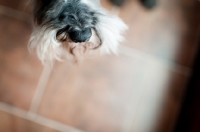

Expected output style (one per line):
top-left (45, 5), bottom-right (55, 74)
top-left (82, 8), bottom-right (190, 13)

top-left (119, 45), bottom-right (192, 76)
top-left (0, 5), bottom-right (31, 23)
top-left (28, 64), bottom-right (54, 119)
top-left (0, 102), bottom-right (82, 132)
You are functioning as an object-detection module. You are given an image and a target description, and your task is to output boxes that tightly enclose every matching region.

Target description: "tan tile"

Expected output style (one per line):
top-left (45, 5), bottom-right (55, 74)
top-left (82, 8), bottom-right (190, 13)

top-left (37, 53), bottom-right (189, 132)
top-left (0, 15), bottom-right (43, 110)
top-left (119, 0), bottom-right (200, 67)
top-left (37, 54), bottom-right (147, 132)
top-left (0, 0), bottom-right (32, 13)
top-left (0, 109), bottom-right (59, 132)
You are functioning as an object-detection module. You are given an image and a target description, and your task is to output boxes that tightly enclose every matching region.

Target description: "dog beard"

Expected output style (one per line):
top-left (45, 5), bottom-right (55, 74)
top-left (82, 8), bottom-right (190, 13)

top-left (29, 0), bottom-right (127, 64)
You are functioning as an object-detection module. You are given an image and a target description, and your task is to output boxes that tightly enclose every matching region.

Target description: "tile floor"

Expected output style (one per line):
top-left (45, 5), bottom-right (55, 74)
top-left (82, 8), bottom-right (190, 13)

top-left (0, 0), bottom-right (199, 132)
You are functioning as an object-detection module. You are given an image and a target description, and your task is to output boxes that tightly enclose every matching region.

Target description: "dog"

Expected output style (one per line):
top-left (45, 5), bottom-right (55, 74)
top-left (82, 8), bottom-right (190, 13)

top-left (29, 0), bottom-right (127, 64)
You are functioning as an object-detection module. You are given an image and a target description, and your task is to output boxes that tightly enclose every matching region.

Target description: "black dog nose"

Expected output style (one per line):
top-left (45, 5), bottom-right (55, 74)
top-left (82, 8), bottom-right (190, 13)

top-left (68, 28), bottom-right (92, 43)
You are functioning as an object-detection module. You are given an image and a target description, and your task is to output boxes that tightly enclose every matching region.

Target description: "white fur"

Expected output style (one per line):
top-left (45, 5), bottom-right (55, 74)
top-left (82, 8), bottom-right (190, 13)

top-left (97, 12), bottom-right (127, 54)
top-left (29, 27), bottom-right (64, 64)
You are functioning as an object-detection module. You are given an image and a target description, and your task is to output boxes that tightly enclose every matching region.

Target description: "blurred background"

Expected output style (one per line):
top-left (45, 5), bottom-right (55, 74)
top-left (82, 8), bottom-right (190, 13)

top-left (0, 0), bottom-right (200, 132)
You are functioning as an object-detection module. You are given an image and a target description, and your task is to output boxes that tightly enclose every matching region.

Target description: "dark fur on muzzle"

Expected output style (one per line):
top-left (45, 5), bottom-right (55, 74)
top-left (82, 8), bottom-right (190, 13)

top-left (34, 0), bottom-right (99, 43)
